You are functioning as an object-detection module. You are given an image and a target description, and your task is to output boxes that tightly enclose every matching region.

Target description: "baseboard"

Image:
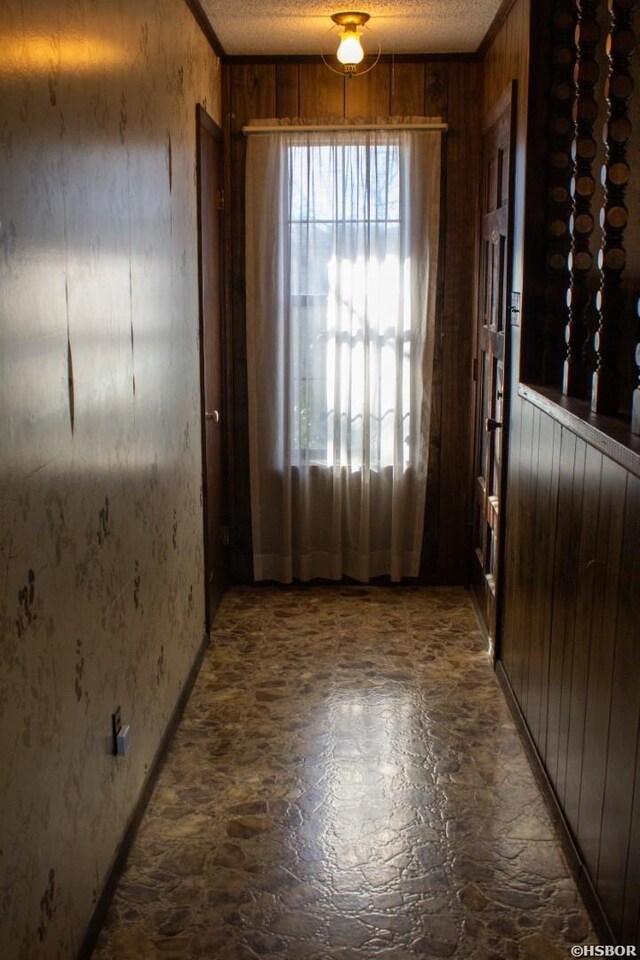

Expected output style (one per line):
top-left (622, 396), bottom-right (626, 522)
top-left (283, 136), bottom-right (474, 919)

top-left (467, 586), bottom-right (492, 656)
top-left (495, 660), bottom-right (615, 946)
top-left (77, 630), bottom-right (210, 960)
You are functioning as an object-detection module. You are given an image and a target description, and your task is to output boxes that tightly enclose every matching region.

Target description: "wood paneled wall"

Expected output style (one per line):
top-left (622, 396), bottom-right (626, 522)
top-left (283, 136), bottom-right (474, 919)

top-left (501, 391), bottom-right (640, 946)
top-left (222, 58), bottom-right (480, 583)
top-left (485, 0), bottom-right (640, 945)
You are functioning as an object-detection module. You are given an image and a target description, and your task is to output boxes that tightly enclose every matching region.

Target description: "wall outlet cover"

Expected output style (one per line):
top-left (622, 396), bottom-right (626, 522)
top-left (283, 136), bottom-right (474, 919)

top-left (116, 725), bottom-right (131, 757)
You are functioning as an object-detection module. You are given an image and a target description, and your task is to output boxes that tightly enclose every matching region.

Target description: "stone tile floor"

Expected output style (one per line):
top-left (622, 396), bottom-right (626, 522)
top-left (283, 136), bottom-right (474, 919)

top-left (92, 586), bottom-right (597, 959)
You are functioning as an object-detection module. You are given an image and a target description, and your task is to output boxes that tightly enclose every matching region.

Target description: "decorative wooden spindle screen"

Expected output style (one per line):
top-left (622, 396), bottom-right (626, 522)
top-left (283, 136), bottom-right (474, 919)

top-left (540, 0), bottom-right (639, 432)
top-left (565, 0), bottom-right (601, 398)
top-left (592, 0), bottom-right (636, 414)
top-left (544, 0), bottom-right (577, 385)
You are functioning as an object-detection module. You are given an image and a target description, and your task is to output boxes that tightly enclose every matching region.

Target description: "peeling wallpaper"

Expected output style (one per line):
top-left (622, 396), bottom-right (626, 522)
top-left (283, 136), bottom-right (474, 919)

top-left (0, 1), bottom-right (221, 957)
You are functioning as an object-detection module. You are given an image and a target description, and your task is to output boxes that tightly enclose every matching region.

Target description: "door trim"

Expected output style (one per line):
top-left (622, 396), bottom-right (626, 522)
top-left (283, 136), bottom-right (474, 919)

top-left (470, 79), bottom-right (518, 662)
top-left (196, 103), bottom-right (225, 635)
top-left (494, 80), bottom-right (517, 664)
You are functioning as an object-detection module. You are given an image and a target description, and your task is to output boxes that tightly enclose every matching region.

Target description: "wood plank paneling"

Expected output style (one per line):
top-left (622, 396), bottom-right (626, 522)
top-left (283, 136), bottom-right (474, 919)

top-left (531, 415), bottom-right (560, 755)
top-left (419, 63), bottom-right (449, 582)
top-left (545, 429), bottom-right (579, 785)
top-left (555, 436), bottom-right (587, 805)
top-left (225, 57), bottom-right (478, 585)
top-left (624, 761), bottom-right (640, 946)
top-left (276, 63), bottom-right (300, 116)
top-left (578, 457), bottom-right (627, 878)
top-left (345, 62), bottom-right (392, 116)
top-left (507, 395), bottom-right (535, 704)
top-left (499, 375), bottom-right (523, 671)
top-left (522, 406), bottom-right (542, 726)
top-left (563, 444), bottom-right (602, 835)
top-left (390, 62), bottom-right (425, 115)
top-left (224, 64), bottom-right (276, 582)
top-left (228, 63), bottom-right (277, 124)
top-left (598, 473), bottom-right (640, 934)
top-left (622, 638), bottom-right (640, 945)
top-left (520, 403), bottom-right (540, 717)
top-left (437, 59), bottom-right (480, 582)
top-left (544, 430), bottom-right (585, 795)
top-left (482, 0), bottom-right (528, 116)
top-left (299, 63), bottom-right (344, 115)
top-left (424, 62), bottom-right (449, 117)
top-left (425, 68), bottom-right (455, 599)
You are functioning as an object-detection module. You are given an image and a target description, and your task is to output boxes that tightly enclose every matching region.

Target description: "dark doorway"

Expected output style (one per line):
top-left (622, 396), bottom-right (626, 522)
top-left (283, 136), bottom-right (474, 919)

top-left (196, 104), bottom-right (227, 630)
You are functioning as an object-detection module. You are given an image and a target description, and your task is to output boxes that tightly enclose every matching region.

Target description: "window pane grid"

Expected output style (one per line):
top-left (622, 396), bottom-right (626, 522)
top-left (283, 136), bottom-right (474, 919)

top-left (288, 140), bottom-right (412, 471)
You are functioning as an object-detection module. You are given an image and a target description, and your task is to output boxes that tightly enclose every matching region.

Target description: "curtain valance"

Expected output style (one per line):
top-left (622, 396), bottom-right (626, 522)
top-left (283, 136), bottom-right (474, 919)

top-left (243, 116), bottom-right (448, 134)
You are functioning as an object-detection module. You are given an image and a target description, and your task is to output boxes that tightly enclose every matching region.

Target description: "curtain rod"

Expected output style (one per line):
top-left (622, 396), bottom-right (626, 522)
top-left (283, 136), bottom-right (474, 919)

top-left (243, 122), bottom-right (448, 134)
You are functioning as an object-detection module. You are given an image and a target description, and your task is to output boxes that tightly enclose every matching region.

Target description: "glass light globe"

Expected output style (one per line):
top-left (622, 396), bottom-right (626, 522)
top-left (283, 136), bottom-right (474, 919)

top-left (337, 29), bottom-right (364, 65)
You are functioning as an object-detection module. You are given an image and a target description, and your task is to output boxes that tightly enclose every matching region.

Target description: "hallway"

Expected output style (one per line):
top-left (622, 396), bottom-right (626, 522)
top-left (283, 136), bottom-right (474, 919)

top-left (92, 586), bottom-right (596, 959)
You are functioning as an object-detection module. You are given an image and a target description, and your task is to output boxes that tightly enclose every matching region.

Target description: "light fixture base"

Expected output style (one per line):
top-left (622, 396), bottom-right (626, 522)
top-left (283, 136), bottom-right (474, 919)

top-left (331, 11), bottom-right (370, 28)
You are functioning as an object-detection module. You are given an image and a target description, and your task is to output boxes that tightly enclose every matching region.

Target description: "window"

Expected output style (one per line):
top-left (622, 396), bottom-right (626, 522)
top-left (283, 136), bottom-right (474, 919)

top-left (288, 140), bottom-right (412, 470)
top-left (244, 126), bottom-right (441, 582)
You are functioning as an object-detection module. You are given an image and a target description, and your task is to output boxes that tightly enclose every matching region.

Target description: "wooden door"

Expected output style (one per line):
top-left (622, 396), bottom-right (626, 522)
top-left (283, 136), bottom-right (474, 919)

top-left (471, 84), bottom-right (516, 652)
top-left (197, 105), bottom-right (226, 628)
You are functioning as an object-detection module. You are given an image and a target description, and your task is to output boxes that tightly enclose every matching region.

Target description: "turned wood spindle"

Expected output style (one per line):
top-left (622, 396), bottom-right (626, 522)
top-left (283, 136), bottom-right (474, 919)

top-left (564, 0), bottom-right (601, 398)
top-left (544, 0), bottom-right (578, 385)
top-left (633, 301), bottom-right (640, 434)
top-left (592, 0), bottom-right (636, 414)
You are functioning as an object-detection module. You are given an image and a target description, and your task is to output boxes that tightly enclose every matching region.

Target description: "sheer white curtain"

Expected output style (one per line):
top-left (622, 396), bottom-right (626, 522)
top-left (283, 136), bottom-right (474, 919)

top-left (245, 127), bottom-right (441, 583)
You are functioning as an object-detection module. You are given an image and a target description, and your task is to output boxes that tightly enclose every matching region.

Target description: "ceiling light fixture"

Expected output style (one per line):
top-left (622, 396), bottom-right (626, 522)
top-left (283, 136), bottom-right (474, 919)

top-left (321, 11), bottom-right (381, 78)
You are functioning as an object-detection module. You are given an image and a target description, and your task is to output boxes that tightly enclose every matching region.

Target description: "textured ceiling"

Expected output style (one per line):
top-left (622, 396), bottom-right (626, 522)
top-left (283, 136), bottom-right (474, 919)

top-left (200, 1), bottom-right (505, 56)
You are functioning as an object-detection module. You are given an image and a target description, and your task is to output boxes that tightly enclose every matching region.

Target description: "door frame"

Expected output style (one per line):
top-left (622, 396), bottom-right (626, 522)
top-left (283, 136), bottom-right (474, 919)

top-left (470, 80), bottom-right (518, 661)
top-left (195, 103), bottom-right (226, 635)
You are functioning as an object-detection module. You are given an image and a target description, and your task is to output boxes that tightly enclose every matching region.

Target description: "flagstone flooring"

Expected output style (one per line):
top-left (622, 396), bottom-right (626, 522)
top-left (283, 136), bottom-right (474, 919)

top-left (91, 586), bottom-right (597, 959)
